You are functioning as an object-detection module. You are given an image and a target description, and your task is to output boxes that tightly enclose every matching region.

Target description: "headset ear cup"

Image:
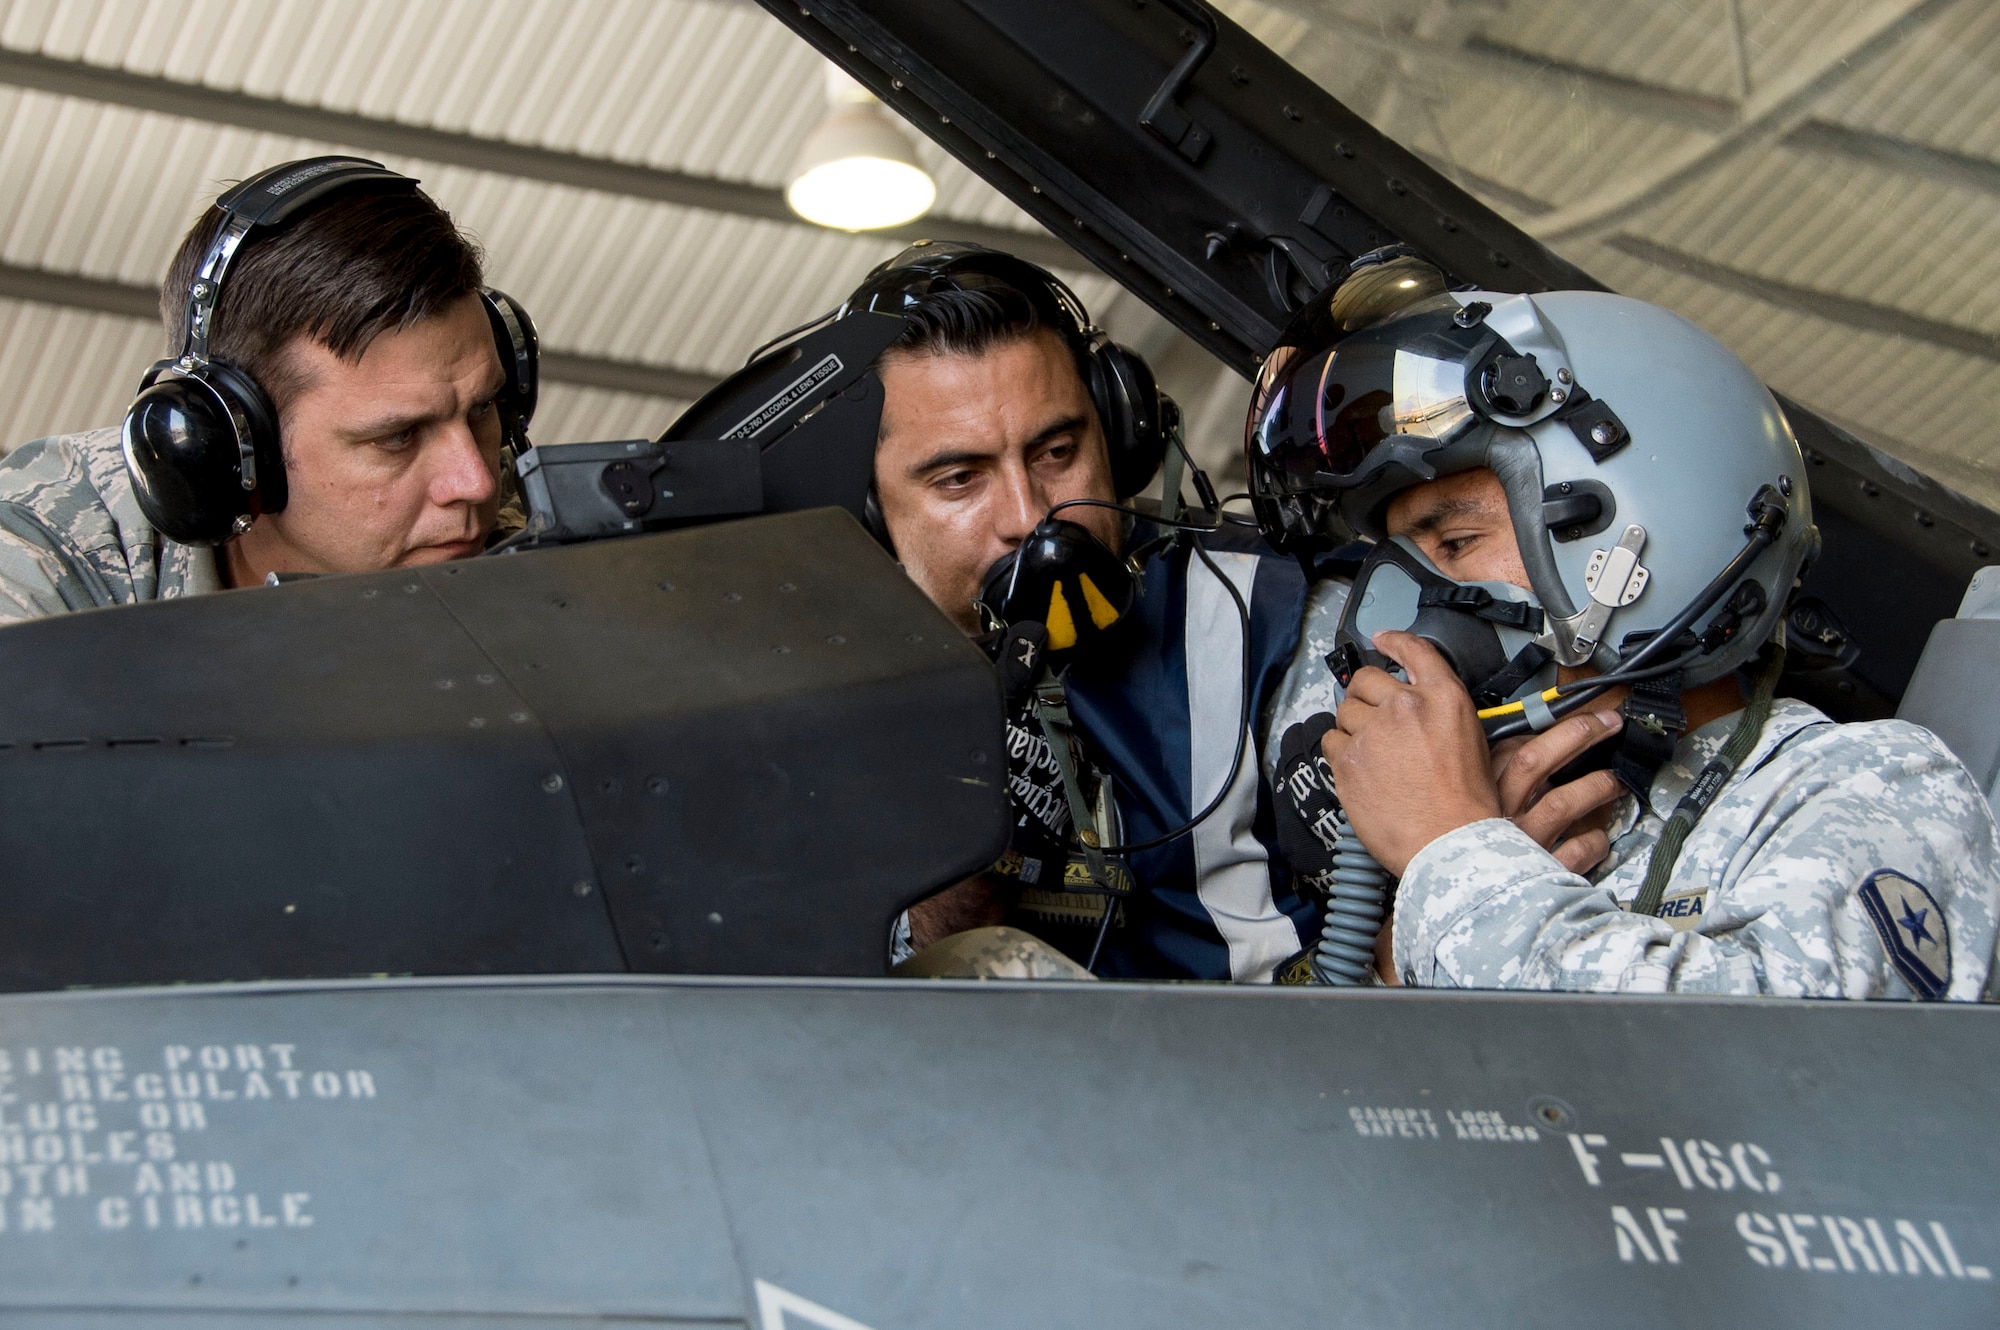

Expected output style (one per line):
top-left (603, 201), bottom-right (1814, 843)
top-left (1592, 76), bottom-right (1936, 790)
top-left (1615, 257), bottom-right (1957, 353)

top-left (202, 359), bottom-right (286, 517)
top-left (1090, 343), bottom-right (1167, 499)
top-left (122, 361), bottom-right (281, 545)
top-left (481, 288), bottom-right (540, 427)
top-left (862, 484), bottom-right (894, 553)
top-left (137, 358), bottom-right (174, 392)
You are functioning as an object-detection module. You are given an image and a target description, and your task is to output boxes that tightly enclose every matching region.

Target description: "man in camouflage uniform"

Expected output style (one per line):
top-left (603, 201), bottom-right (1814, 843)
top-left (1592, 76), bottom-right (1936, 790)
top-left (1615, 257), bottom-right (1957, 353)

top-left (0, 440), bottom-right (221, 619)
top-left (1245, 255), bottom-right (2000, 999)
top-left (1341, 604), bottom-right (2000, 999)
top-left (0, 161), bottom-right (509, 622)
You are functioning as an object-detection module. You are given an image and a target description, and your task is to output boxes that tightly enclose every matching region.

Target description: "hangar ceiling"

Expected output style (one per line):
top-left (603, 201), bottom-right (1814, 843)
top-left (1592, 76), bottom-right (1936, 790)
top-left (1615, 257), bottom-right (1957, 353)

top-left (0, 0), bottom-right (1221, 474)
top-left (0, 0), bottom-right (1991, 514)
top-left (1222, 0), bottom-right (2000, 511)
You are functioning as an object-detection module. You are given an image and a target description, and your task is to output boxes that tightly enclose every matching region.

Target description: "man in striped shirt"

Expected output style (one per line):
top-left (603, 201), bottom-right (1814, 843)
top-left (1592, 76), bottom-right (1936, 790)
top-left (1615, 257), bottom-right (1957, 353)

top-left (859, 244), bottom-right (1342, 981)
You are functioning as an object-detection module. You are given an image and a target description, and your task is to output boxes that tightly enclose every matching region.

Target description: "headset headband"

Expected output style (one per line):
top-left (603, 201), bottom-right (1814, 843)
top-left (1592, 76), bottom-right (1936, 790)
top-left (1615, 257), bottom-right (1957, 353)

top-left (842, 241), bottom-right (1098, 344)
top-left (176, 156), bottom-right (419, 367)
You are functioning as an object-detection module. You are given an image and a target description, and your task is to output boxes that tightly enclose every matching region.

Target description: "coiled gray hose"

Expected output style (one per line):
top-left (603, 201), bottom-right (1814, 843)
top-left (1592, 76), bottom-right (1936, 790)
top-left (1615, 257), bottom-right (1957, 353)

top-left (1311, 808), bottom-right (1393, 985)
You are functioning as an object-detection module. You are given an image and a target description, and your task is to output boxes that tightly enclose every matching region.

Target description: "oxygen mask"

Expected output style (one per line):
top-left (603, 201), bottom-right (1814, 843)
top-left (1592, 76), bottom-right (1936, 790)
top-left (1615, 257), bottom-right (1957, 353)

top-left (1331, 537), bottom-right (1558, 728)
top-left (976, 517), bottom-right (1138, 657)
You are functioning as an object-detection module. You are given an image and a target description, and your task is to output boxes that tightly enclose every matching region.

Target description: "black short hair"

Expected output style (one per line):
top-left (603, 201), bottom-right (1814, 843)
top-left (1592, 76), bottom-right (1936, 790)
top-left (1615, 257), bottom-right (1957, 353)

top-left (883, 271), bottom-right (1087, 381)
top-left (160, 184), bottom-right (485, 413)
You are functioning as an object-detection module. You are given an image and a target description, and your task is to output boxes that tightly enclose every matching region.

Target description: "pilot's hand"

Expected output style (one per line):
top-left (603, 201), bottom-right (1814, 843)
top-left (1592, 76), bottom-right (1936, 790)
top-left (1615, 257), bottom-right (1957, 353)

top-left (1319, 630), bottom-right (1500, 877)
top-left (1490, 705), bottom-right (1626, 875)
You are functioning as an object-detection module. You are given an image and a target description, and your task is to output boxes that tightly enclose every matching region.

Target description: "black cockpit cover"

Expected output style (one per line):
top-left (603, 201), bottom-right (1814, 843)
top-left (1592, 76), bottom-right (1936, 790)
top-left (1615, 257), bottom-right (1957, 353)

top-left (0, 509), bottom-right (1007, 988)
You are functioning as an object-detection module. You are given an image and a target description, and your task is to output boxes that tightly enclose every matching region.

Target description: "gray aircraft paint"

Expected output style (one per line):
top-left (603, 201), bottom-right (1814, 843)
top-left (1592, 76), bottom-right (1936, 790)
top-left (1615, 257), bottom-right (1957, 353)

top-left (0, 977), bottom-right (1990, 1328)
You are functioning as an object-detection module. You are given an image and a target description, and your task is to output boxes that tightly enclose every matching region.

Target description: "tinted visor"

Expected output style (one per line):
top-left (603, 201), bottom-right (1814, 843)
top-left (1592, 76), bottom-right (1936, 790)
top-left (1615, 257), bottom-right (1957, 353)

top-left (1248, 292), bottom-right (1495, 489)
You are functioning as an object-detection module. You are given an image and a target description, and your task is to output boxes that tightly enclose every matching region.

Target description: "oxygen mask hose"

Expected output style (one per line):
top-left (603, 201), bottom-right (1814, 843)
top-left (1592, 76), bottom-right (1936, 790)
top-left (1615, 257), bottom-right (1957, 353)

top-left (1316, 806), bottom-right (1393, 984)
top-left (1274, 716), bottom-right (1394, 985)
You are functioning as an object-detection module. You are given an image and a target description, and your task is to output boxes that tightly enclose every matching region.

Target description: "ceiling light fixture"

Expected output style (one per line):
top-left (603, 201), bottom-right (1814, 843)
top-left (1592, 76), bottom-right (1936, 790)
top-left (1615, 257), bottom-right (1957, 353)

top-left (785, 67), bottom-right (937, 232)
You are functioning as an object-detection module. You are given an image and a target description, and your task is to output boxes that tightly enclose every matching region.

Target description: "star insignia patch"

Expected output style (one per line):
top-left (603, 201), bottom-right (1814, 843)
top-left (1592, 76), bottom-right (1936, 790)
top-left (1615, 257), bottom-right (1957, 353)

top-left (1858, 869), bottom-right (1951, 1001)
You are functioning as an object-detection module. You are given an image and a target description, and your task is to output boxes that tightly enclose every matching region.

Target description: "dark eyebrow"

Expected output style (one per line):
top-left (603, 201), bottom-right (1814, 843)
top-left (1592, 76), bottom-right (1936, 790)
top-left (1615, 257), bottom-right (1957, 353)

top-left (341, 370), bottom-right (506, 443)
top-left (341, 409), bottom-right (433, 443)
top-left (1395, 496), bottom-right (1492, 538)
top-left (906, 448), bottom-right (990, 481)
top-left (905, 413), bottom-right (1091, 481)
top-left (1024, 413), bottom-right (1090, 453)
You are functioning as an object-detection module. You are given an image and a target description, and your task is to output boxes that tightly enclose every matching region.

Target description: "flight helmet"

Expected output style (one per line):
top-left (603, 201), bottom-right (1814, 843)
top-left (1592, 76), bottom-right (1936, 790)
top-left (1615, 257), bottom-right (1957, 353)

top-left (1245, 255), bottom-right (1816, 694)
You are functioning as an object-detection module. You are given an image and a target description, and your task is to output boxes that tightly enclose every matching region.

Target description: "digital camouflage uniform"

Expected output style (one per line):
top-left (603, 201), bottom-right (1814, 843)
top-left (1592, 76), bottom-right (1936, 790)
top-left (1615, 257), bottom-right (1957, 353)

top-left (1394, 696), bottom-right (2000, 1000)
top-left (0, 426), bottom-right (221, 622)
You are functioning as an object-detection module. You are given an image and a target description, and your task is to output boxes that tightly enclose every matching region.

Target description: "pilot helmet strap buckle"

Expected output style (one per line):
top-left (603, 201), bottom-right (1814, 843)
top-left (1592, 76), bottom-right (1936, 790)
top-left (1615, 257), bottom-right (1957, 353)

top-left (1331, 536), bottom-right (1553, 707)
top-left (1611, 673), bottom-right (1687, 801)
top-left (1550, 387), bottom-right (1633, 463)
top-left (1416, 582), bottom-right (1542, 632)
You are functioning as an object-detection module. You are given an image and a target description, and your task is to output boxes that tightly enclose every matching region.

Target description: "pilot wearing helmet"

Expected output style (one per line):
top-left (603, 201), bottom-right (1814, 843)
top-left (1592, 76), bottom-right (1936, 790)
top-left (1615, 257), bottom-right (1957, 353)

top-left (1247, 252), bottom-right (2000, 999)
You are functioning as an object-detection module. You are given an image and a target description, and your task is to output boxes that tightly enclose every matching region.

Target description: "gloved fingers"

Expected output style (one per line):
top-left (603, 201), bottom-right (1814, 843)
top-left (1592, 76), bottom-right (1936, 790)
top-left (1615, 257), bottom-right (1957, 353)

top-left (1275, 712), bottom-right (1345, 889)
top-left (1279, 712), bottom-right (1339, 774)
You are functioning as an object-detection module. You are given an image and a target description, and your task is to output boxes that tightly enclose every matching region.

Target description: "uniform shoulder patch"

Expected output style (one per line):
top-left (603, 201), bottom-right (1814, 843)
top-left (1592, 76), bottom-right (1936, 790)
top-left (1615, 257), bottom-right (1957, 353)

top-left (1858, 869), bottom-right (1951, 1001)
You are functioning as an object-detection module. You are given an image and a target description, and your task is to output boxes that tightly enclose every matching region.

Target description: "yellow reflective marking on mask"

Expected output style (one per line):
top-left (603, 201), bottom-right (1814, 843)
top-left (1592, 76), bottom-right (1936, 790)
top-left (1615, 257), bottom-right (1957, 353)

top-left (1045, 581), bottom-right (1078, 650)
top-left (1077, 574), bottom-right (1121, 629)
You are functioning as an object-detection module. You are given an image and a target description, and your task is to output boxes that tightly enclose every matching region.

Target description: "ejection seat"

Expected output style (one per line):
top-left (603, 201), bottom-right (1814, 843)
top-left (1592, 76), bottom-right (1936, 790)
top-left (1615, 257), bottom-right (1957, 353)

top-left (1897, 566), bottom-right (2000, 817)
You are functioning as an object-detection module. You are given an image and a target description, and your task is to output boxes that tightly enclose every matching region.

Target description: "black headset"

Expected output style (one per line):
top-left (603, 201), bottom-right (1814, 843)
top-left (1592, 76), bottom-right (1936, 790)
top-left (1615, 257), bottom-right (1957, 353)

top-left (840, 241), bottom-right (1175, 547)
top-left (122, 156), bottom-right (540, 547)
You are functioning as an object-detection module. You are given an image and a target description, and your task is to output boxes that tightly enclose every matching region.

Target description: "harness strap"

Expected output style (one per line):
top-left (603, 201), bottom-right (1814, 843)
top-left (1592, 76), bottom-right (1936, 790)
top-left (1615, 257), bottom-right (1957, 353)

top-left (1417, 583), bottom-right (1541, 630)
top-left (1611, 672), bottom-right (1686, 801)
top-left (1030, 673), bottom-right (1113, 893)
top-left (1630, 647), bottom-right (1786, 917)
top-left (1473, 641), bottom-right (1554, 709)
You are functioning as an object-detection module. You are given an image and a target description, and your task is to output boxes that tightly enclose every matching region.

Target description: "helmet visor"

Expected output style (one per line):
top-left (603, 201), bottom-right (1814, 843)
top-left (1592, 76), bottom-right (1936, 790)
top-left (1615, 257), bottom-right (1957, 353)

top-left (1247, 293), bottom-right (1493, 490)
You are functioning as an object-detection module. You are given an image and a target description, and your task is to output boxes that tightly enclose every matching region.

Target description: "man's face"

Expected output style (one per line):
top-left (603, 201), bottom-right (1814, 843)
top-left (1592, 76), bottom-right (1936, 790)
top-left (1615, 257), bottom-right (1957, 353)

top-left (1387, 467), bottom-right (1622, 695)
top-left (1383, 467), bottom-right (1530, 590)
top-left (228, 292), bottom-right (505, 579)
top-left (874, 329), bottom-right (1120, 633)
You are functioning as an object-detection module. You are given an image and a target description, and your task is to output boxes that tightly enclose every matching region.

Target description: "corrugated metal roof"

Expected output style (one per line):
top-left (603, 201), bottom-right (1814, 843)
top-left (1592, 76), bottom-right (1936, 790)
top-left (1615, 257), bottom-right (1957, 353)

top-left (0, 0), bottom-right (1162, 462)
top-left (0, 0), bottom-right (1992, 512)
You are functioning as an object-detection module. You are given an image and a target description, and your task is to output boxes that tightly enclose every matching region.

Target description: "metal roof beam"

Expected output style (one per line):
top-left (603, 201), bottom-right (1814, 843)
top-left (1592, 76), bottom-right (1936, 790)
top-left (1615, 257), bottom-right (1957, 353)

top-left (1260, 6), bottom-right (1739, 134)
top-left (1455, 36), bottom-right (1740, 134)
top-left (0, 47), bottom-right (1079, 273)
top-left (0, 261), bottom-right (724, 401)
top-left (1601, 234), bottom-right (2000, 363)
top-left (1269, 5), bottom-right (2000, 206)
top-left (1524, 0), bottom-right (1952, 243)
top-left (1784, 118), bottom-right (2000, 198)
top-left (1416, 160), bottom-right (2000, 365)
